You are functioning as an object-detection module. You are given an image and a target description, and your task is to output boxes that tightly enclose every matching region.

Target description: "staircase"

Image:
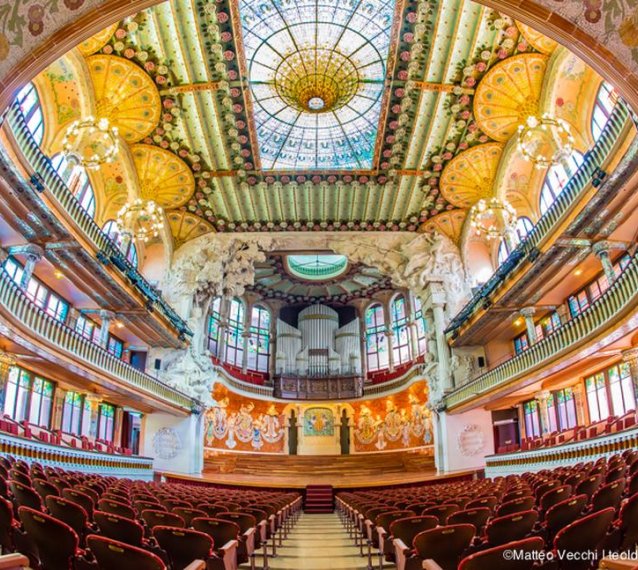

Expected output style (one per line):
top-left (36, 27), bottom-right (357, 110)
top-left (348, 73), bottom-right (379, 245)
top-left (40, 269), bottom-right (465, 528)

top-left (304, 485), bottom-right (334, 513)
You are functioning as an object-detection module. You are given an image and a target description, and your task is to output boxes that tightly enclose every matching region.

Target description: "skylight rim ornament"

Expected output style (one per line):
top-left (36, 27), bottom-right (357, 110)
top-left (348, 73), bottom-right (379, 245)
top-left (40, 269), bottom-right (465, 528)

top-left (516, 113), bottom-right (575, 170)
top-left (116, 198), bottom-right (164, 244)
top-left (61, 116), bottom-right (119, 170)
top-left (469, 197), bottom-right (518, 241)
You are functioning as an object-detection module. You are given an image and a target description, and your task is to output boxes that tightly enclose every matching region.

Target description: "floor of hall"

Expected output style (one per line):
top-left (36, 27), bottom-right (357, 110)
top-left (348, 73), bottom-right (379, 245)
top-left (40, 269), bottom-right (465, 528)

top-left (266, 512), bottom-right (381, 570)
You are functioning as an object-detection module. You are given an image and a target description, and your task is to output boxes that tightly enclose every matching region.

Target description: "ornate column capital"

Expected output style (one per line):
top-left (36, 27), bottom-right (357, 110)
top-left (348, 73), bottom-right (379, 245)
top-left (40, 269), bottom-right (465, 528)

top-left (621, 347), bottom-right (638, 365)
top-left (8, 243), bottom-right (44, 262)
top-left (519, 306), bottom-right (536, 318)
top-left (535, 390), bottom-right (551, 403)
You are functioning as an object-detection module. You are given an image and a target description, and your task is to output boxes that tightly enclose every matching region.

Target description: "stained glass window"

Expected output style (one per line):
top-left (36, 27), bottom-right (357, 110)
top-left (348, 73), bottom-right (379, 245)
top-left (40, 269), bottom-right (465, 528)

top-left (247, 305), bottom-right (270, 372)
top-left (29, 376), bottom-right (54, 428)
top-left (540, 151), bottom-right (584, 214)
top-left (51, 154), bottom-right (96, 218)
top-left (98, 403), bottom-right (115, 442)
top-left (15, 83), bottom-right (44, 146)
top-left (586, 373), bottom-right (609, 422)
top-left (102, 220), bottom-right (138, 269)
top-left (240, 0), bottom-right (395, 169)
top-left (554, 388), bottom-right (577, 430)
top-left (365, 303), bottom-right (388, 372)
top-left (413, 296), bottom-right (428, 355)
top-left (62, 391), bottom-right (85, 435)
top-left (286, 255), bottom-right (348, 280)
top-left (208, 297), bottom-right (222, 357)
top-left (391, 294), bottom-right (412, 365)
top-left (3, 367), bottom-right (54, 428)
top-left (498, 217), bottom-right (534, 265)
top-left (592, 82), bottom-right (616, 141)
top-left (523, 399), bottom-right (542, 438)
top-left (224, 298), bottom-right (245, 367)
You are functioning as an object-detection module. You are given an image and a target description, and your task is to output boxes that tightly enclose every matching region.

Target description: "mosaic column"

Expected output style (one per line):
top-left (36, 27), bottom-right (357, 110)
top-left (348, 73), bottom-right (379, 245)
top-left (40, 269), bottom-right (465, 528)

top-left (383, 301), bottom-right (395, 372)
top-left (404, 294), bottom-right (420, 360)
top-left (51, 387), bottom-right (67, 431)
top-left (535, 390), bottom-right (551, 435)
top-left (216, 297), bottom-right (231, 360)
top-left (0, 351), bottom-right (16, 414)
top-left (592, 241), bottom-right (618, 285)
top-left (432, 302), bottom-right (452, 391)
top-left (86, 395), bottom-right (102, 439)
top-left (571, 381), bottom-right (588, 426)
top-left (520, 307), bottom-right (537, 345)
top-left (622, 347), bottom-right (638, 402)
top-left (98, 310), bottom-right (115, 349)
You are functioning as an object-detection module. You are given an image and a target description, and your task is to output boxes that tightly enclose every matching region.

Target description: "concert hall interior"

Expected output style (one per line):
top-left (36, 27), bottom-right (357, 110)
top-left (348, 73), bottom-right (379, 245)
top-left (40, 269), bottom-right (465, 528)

top-left (0, 0), bottom-right (637, 568)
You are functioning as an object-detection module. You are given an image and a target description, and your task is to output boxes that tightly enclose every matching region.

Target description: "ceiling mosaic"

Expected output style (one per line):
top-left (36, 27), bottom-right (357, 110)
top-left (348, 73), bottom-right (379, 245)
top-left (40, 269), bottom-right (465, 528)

top-left (31, 0), bottom-right (606, 246)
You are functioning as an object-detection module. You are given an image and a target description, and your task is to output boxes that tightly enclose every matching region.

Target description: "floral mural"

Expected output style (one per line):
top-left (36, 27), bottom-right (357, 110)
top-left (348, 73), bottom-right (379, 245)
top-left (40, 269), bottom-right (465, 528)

top-left (303, 408), bottom-right (335, 437)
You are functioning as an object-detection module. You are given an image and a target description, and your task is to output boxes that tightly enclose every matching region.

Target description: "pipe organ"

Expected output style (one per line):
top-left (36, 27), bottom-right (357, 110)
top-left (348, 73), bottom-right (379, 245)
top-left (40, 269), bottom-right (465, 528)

top-left (276, 304), bottom-right (362, 376)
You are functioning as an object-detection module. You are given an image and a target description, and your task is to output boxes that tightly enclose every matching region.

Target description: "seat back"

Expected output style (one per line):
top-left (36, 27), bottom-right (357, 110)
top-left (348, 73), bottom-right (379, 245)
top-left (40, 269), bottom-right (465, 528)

top-left (9, 470), bottom-right (31, 487)
top-left (153, 525), bottom-right (213, 569)
top-left (32, 478), bottom-right (59, 502)
top-left (496, 497), bottom-right (535, 517)
top-left (421, 503), bottom-right (460, 524)
top-left (465, 496), bottom-right (497, 510)
top-left (141, 509), bottom-right (185, 531)
top-left (575, 474), bottom-right (603, 499)
top-left (539, 484), bottom-right (572, 513)
top-left (590, 480), bottom-right (625, 513)
top-left (173, 507), bottom-right (207, 527)
top-left (19, 506), bottom-right (78, 570)
top-left (94, 510), bottom-right (144, 546)
top-left (0, 497), bottom-right (14, 551)
top-left (217, 511), bottom-right (256, 534)
top-left (545, 494), bottom-right (588, 541)
top-left (618, 492), bottom-right (638, 550)
top-left (485, 510), bottom-right (538, 547)
top-left (9, 480), bottom-right (42, 511)
top-left (459, 537), bottom-right (544, 570)
top-left (87, 534), bottom-right (166, 570)
top-left (97, 499), bottom-right (136, 520)
top-left (196, 503), bottom-right (226, 518)
top-left (375, 510), bottom-right (416, 533)
top-left (447, 507), bottom-right (491, 531)
top-left (413, 524), bottom-right (475, 570)
top-left (62, 489), bottom-right (94, 518)
top-left (554, 508), bottom-right (615, 568)
top-left (45, 496), bottom-right (88, 538)
top-left (192, 517), bottom-right (240, 549)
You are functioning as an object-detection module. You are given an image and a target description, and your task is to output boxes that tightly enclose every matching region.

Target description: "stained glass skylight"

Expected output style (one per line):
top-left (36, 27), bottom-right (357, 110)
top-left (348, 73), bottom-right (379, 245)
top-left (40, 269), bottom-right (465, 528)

top-left (286, 255), bottom-right (348, 280)
top-left (239, 0), bottom-right (396, 170)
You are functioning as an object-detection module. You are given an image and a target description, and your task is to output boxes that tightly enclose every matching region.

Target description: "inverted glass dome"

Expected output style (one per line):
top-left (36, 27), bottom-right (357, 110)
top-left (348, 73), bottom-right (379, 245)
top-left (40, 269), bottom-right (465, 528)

top-left (286, 255), bottom-right (348, 281)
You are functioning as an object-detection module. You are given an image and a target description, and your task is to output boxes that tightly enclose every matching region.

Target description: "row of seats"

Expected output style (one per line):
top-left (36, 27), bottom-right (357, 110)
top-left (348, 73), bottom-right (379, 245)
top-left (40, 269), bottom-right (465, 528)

top-left (0, 455), bottom-right (302, 569)
top-left (0, 416), bottom-right (133, 455)
top-left (337, 449), bottom-right (638, 570)
top-left (498, 410), bottom-right (637, 454)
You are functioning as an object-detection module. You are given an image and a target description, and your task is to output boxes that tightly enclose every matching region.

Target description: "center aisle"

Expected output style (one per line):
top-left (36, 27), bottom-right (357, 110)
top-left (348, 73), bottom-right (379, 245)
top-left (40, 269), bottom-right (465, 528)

top-left (269, 512), bottom-right (368, 570)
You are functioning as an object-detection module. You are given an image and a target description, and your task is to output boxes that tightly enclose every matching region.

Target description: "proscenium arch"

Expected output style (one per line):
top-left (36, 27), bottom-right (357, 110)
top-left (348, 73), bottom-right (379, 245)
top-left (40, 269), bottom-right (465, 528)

top-left (0, 0), bottom-right (637, 116)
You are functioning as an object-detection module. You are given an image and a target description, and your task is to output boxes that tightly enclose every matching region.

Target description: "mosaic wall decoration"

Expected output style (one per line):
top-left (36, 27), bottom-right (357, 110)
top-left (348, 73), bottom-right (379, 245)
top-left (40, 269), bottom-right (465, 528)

top-left (303, 407), bottom-right (335, 437)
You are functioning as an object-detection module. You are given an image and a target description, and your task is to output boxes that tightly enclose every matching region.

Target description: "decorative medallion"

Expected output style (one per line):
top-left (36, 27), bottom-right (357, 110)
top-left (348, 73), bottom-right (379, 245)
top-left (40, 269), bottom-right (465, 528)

top-left (152, 427), bottom-right (182, 460)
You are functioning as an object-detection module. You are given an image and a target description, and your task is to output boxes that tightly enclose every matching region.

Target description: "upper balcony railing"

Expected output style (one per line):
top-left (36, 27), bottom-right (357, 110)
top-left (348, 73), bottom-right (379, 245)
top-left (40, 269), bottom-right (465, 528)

top-left (446, 102), bottom-right (633, 336)
top-left (4, 104), bottom-right (192, 340)
top-left (444, 251), bottom-right (638, 410)
top-left (0, 267), bottom-right (200, 412)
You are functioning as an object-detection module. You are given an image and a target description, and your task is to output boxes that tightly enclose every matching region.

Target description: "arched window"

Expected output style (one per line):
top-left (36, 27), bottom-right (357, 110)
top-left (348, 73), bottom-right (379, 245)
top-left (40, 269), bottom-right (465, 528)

top-left (247, 305), bottom-right (270, 372)
top-left (15, 83), bottom-right (44, 146)
top-left (539, 151), bottom-right (584, 214)
top-left (391, 294), bottom-right (412, 365)
top-left (51, 154), bottom-right (96, 217)
top-left (224, 298), bottom-right (244, 367)
top-left (207, 297), bottom-right (222, 356)
top-left (413, 296), bottom-right (428, 355)
top-left (498, 216), bottom-right (534, 265)
top-left (365, 303), bottom-right (389, 372)
top-left (591, 82), bottom-right (616, 141)
top-left (102, 220), bottom-right (138, 268)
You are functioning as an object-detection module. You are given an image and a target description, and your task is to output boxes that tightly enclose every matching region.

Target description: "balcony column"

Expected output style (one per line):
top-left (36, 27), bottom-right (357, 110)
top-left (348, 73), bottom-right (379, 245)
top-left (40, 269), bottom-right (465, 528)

top-left (592, 241), bottom-right (618, 285)
top-left (51, 387), bottom-right (67, 431)
top-left (405, 294), bottom-right (420, 359)
top-left (382, 302), bottom-right (395, 373)
top-left (516, 403), bottom-right (526, 440)
top-left (113, 407), bottom-right (124, 447)
top-left (621, 347), bottom-right (638, 401)
top-left (520, 307), bottom-right (538, 345)
top-left (0, 351), bottom-right (16, 414)
top-left (98, 310), bottom-right (115, 349)
top-left (216, 297), bottom-right (230, 361)
top-left (535, 390), bottom-right (551, 435)
top-left (8, 244), bottom-right (44, 289)
top-left (571, 382), bottom-right (588, 426)
top-left (432, 302), bottom-right (452, 391)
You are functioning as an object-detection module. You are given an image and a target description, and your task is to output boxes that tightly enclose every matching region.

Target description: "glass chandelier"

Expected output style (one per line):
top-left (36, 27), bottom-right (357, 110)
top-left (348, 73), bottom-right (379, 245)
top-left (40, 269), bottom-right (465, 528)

top-left (62, 117), bottom-right (119, 170)
top-left (116, 199), bottom-right (164, 243)
top-left (517, 114), bottom-right (575, 169)
top-left (469, 197), bottom-right (517, 240)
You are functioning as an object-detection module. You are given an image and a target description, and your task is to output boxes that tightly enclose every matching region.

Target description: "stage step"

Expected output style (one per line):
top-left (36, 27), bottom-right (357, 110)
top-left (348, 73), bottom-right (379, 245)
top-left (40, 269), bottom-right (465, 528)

top-left (304, 485), bottom-right (334, 513)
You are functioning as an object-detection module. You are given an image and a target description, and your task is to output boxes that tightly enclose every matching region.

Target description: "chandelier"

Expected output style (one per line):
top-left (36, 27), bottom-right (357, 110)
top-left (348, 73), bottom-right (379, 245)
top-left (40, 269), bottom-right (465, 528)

top-left (62, 117), bottom-right (119, 170)
top-left (517, 114), bottom-right (575, 169)
top-left (469, 197), bottom-right (518, 240)
top-left (116, 199), bottom-right (164, 243)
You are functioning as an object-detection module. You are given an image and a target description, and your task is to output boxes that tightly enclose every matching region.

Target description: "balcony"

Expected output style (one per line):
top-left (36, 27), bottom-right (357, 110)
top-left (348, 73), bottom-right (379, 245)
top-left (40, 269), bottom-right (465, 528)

top-left (0, 267), bottom-right (199, 413)
top-left (446, 102), bottom-right (633, 337)
top-left (0, 430), bottom-right (153, 479)
top-left (273, 373), bottom-right (364, 400)
top-left (4, 104), bottom-right (191, 342)
top-left (443, 252), bottom-right (638, 410)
